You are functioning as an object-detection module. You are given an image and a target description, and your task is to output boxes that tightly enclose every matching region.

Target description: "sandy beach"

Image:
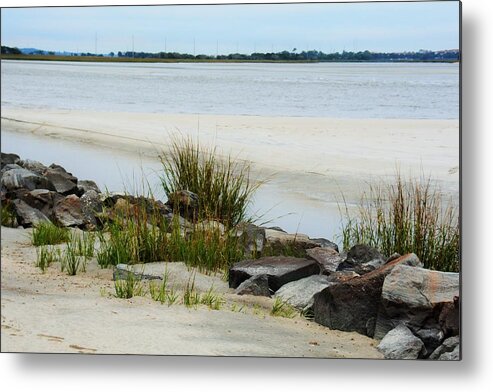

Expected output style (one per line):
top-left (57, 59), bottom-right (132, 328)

top-left (0, 226), bottom-right (382, 357)
top-left (1, 107), bottom-right (459, 357)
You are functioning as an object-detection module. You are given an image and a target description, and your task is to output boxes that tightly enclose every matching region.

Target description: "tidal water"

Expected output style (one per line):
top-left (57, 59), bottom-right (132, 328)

top-left (1, 60), bottom-right (459, 119)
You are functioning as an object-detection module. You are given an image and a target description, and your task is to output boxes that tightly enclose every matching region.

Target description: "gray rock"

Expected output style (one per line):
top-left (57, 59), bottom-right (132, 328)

top-left (313, 253), bottom-right (422, 337)
top-left (235, 275), bottom-right (271, 297)
top-left (326, 270), bottom-right (360, 283)
top-left (1, 168), bottom-right (55, 192)
top-left (306, 247), bottom-right (343, 274)
top-left (53, 194), bottom-right (85, 227)
top-left (264, 229), bottom-right (319, 256)
top-left (165, 190), bottom-right (199, 221)
top-left (374, 265), bottom-right (459, 340)
top-left (275, 275), bottom-right (333, 311)
top-left (80, 190), bottom-right (104, 229)
top-left (229, 256), bottom-right (319, 292)
top-left (377, 324), bottom-right (425, 360)
top-left (413, 327), bottom-right (445, 357)
top-left (235, 222), bottom-right (266, 255)
top-left (12, 199), bottom-right (50, 227)
top-left (1, 152), bottom-right (20, 168)
top-left (77, 180), bottom-right (101, 195)
top-left (1, 163), bottom-right (22, 175)
top-left (429, 336), bottom-right (460, 360)
top-left (43, 167), bottom-right (78, 195)
top-left (18, 159), bottom-right (48, 175)
top-left (310, 238), bottom-right (339, 252)
top-left (17, 189), bottom-right (63, 218)
top-left (337, 244), bottom-right (386, 274)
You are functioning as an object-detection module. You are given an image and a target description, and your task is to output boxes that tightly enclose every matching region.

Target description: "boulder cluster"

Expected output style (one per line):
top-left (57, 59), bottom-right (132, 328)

top-left (1, 152), bottom-right (460, 360)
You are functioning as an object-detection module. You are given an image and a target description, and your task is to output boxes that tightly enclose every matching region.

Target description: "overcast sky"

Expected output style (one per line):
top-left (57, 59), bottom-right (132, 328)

top-left (1, 1), bottom-right (460, 55)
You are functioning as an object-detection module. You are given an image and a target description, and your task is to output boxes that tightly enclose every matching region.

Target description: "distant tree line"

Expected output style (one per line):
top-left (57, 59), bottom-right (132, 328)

top-left (1, 45), bottom-right (459, 62)
top-left (115, 49), bottom-right (459, 62)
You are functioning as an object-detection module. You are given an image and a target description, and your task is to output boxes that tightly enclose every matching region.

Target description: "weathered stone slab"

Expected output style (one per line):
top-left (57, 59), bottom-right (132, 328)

top-left (337, 244), bottom-right (386, 274)
top-left (429, 336), bottom-right (460, 360)
top-left (43, 167), bottom-right (78, 195)
top-left (229, 256), bottom-right (319, 292)
top-left (53, 194), bottom-right (85, 227)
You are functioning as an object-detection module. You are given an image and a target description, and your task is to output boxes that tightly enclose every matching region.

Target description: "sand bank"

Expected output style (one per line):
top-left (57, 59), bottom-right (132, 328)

top-left (0, 227), bottom-right (382, 357)
top-left (1, 107), bottom-right (459, 185)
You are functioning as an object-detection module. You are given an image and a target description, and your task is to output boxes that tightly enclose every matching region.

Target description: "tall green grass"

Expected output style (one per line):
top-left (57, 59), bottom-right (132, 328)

top-left (31, 222), bottom-right (70, 246)
top-left (159, 137), bottom-right (262, 228)
top-left (1, 201), bottom-right (17, 227)
top-left (340, 173), bottom-right (459, 272)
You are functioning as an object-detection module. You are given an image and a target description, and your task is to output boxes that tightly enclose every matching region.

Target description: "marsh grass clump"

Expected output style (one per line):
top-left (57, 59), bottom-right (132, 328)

top-left (61, 241), bottom-right (85, 275)
top-left (35, 246), bottom-right (61, 272)
top-left (32, 222), bottom-right (70, 246)
top-left (114, 273), bottom-right (146, 299)
top-left (159, 137), bottom-right (262, 228)
top-left (149, 267), bottom-right (178, 306)
top-left (270, 297), bottom-right (297, 318)
top-left (182, 274), bottom-right (201, 308)
top-left (200, 285), bottom-right (225, 310)
top-left (1, 200), bottom-right (17, 227)
top-left (340, 173), bottom-right (459, 272)
top-left (72, 231), bottom-right (96, 259)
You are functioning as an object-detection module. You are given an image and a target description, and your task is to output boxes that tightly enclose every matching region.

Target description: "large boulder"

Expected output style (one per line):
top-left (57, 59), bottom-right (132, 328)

top-left (80, 190), bottom-right (104, 229)
top-left (275, 275), bottom-right (333, 311)
top-left (313, 253), bottom-right (422, 337)
top-left (53, 194), bottom-right (85, 227)
top-left (377, 324), bottom-right (425, 360)
top-left (306, 247), bottom-right (344, 274)
top-left (234, 275), bottom-right (272, 297)
top-left (374, 265), bottom-right (460, 346)
top-left (43, 167), bottom-right (78, 195)
top-left (429, 336), bottom-right (460, 360)
top-left (12, 199), bottom-right (50, 227)
top-left (229, 256), bottom-right (319, 292)
top-left (1, 168), bottom-right (55, 192)
top-left (337, 244), bottom-right (386, 275)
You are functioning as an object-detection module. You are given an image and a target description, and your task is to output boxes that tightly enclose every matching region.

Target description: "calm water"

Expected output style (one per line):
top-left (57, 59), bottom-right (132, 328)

top-left (1, 60), bottom-right (459, 119)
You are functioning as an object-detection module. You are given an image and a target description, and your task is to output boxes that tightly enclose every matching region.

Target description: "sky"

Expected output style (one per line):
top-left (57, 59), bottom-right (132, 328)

top-left (1, 1), bottom-right (460, 55)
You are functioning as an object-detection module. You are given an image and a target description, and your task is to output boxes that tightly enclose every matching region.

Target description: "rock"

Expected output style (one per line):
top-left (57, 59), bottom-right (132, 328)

top-left (414, 327), bottom-right (445, 356)
top-left (306, 247), bottom-right (343, 274)
top-left (1, 163), bottom-right (22, 175)
top-left (264, 229), bottom-right (319, 256)
top-left (165, 190), bottom-right (199, 221)
top-left (1, 168), bottom-right (55, 192)
top-left (53, 194), bottom-right (85, 227)
top-left (43, 167), bottom-right (78, 195)
top-left (1, 152), bottom-right (20, 168)
top-left (275, 275), bottom-right (333, 311)
top-left (113, 264), bottom-right (163, 281)
top-left (80, 190), bottom-right (104, 229)
top-left (77, 180), bottom-right (101, 194)
top-left (17, 189), bottom-right (64, 218)
top-left (439, 296), bottom-right (460, 337)
top-left (229, 256), bottom-right (320, 292)
top-left (103, 193), bottom-right (171, 218)
top-left (385, 253), bottom-right (401, 263)
top-left (337, 244), bottom-right (386, 274)
top-left (18, 159), bottom-right (48, 175)
top-left (49, 164), bottom-right (78, 181)
top-left (310, 238), bottom-right (339, 252)
top-left (313, 253), bottom-right (422, 336)
top-left (235, 222), bottom-right (266, 255)
top-left (12, 199), bottom-right (50, 227)
top-left (377, 324), bottom-right (425, 359)
top-left (429, 336), bottom-right (460, 360)
top-left (326, 270), bottom-right (360, 283)
top-left (263, 226), bottom-right (287, 233)
top-left (374, 265), bottom-right (459, 341)
top-left (235, 275), bottom-right (271, 297)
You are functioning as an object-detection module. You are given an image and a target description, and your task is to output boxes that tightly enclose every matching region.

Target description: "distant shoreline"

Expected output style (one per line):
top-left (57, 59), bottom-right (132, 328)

top-left (0, 54), bottom-right (459, 64)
